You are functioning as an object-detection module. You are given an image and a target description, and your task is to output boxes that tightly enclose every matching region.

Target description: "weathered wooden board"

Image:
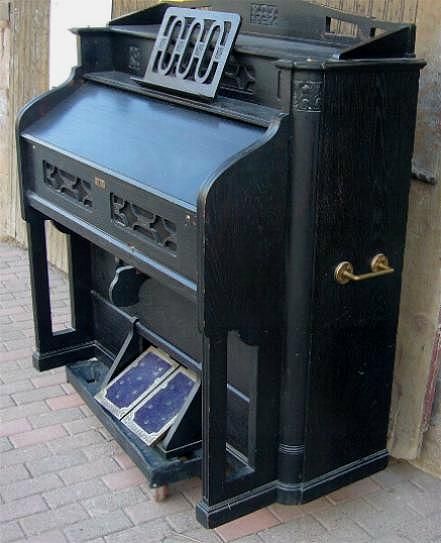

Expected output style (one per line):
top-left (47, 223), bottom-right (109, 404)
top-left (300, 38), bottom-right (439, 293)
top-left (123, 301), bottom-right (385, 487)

top-left (390, 0), bottom-right (441, 466)
top-left (112, 0), bottom-right (157, 18)
top-left (0, 2), bottom-right (11, 243)
top-left (311, 0), bottom-right (418, 22)
top-left (0, 0), bottom-right (68, 271)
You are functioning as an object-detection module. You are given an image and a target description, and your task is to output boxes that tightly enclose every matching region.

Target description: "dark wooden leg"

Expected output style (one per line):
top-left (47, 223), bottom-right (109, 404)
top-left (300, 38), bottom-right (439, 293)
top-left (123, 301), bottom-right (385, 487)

top-left (27, 213), bottom-right (95, 371)
top-left (67, 232), bottom-right (93, 338)
top-left (195, 331), bottom-right (279, 528)
top-left (27, 214), bottom-right (53, 353)
top-left (201, 333), bottom-right (228, 506)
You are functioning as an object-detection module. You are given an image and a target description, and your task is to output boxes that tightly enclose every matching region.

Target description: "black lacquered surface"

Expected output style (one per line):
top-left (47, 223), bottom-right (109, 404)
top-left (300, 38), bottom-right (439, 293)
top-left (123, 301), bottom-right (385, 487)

top-left (23, 83), bottom-right (265, 205)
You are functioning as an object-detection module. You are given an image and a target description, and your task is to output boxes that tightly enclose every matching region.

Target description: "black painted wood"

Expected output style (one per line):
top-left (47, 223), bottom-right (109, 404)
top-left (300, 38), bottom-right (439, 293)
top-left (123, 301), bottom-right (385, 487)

top-left (303, 67), bottom-right (422, 481)
top-left (16, 0), bottom-right (425, 530)
top-left (22, 83), bottom-right (265, 207)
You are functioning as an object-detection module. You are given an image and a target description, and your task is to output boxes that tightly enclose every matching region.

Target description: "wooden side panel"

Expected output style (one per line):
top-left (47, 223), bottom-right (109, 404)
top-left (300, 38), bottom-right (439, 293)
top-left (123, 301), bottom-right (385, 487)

top-left (306, 0), bottom-right (439, 465)
top-left (305, 0), bottom-right (439, 466)
top-left (304, 67), bottom-right (421, 479)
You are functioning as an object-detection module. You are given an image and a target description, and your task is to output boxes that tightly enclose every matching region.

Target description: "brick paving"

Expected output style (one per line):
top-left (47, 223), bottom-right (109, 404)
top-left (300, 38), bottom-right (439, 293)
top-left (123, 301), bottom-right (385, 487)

top-left (1, 239), bottom-right (441, 543)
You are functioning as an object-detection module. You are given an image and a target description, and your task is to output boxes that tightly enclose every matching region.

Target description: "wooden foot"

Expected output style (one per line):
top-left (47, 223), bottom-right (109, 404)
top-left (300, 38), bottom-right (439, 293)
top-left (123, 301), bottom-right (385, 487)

top-left (153, 485), bottom-right (169, 502)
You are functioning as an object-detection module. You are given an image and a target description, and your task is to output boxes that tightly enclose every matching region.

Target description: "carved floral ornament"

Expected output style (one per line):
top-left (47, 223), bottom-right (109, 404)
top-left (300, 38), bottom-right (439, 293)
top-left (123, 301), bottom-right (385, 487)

top-left (293, 80), bottom-right (323, 112)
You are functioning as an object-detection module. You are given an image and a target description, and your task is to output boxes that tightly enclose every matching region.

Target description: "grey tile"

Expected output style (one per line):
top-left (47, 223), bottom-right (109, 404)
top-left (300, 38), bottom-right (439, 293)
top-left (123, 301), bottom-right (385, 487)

top-left (19, 503), bottom-right (89, 536)
top-left (26, 449), bottom-right (88, 477)
top-left (14, 529), bottom-right (68, 542)
top-left (227, 537), bottom-right (263, 543)
top-left (373, 536), bottom-right (413, 543)
top-left (352, 505), bottom-right (421, 539)
top-left (397, 511), bottom-right (441, 543)
top-left (105, 518), bottom-right (173, 543)
top-left (259, 515), bottom-right (327, 543)
top-left (82, 440), bottom-right (123, 461)
top-left (0, 495), bottom-right (47, 523)
top-left (1, 473), bottom-right (63, 502)
top-left (166, 509), bottom-right (201, 533)
top-left (63, 416), bottom-right (102, 435)
top-left (28, 407), bottom-right (84, 429)
top-left (312, 497), bottom-right (376, 531)
top-left (1, 401), bottom-right (50, 423)
top-left (0, 395), bottom-right (15, 409)
top-left (410, 470), bottom-right (441, 493)
top-left (124, 493), bottom-right (190, 525)
top-left (0, 437), bottom-right (13, 452)
top-left (63, 511), bottom-right (132, 542)
top-left (12, 385), bottom-right (64, 405)
top-left (0, 464), bottom-right (30, 485)
top-left (82, 487), bottom-right (146, 517)
top-left (364, 481), bottom-right (441, 517)
top-left (1, 520), bottom-right (24, 542)
top-left (48, 430), bottom-right (105, 454)
top-left (59, 457), bottom-right (119, 485)
top-left (44, 478), bottom-right (109, 509)
top-left (372, 462), bottom-right (425, 489)
top-left (0, 443), bottom-right (50, 467)
top-left (0, 380), bottom-right (35, 397)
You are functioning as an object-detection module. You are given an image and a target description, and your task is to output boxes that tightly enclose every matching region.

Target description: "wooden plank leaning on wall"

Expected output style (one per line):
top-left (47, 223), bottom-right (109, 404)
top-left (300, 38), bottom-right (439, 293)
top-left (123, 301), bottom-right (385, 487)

top-left (392, 0), bottom-right (440, 473)
top-left (0, 0), bottom-right (68, 271)
top-left (0, 1), bottom-right (11, 240)
top-left (113, 0), bottom-right (440, 470)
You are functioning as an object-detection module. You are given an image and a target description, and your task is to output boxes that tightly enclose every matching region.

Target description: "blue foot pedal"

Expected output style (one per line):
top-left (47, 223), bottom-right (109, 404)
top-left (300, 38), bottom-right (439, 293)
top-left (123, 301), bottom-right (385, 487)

top-left (123, 368), bottom-right (198, 446)
top-left (95, 347), bottom-right (178, 419)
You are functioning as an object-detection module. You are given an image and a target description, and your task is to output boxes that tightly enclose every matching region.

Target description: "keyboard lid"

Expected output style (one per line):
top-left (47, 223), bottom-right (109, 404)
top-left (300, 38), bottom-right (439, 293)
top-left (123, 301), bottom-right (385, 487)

top-left (22, 83), bottom-right (265, 207)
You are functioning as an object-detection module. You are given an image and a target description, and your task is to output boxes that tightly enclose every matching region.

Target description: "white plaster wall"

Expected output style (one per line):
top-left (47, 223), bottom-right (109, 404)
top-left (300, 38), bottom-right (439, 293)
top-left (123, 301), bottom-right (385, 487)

top-left (50, 0), bottom-right (112, 87)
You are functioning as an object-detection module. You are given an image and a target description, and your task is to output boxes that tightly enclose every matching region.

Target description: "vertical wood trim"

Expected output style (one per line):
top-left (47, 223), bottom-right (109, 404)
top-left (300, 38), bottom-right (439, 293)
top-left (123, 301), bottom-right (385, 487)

top-left (0, 1), bottom-right (11, 239)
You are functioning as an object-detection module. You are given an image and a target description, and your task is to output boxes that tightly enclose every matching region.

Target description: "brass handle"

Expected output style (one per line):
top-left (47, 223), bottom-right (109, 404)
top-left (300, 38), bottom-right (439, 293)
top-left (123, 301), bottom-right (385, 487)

top-left (335, 254), bottom-right (394, 285)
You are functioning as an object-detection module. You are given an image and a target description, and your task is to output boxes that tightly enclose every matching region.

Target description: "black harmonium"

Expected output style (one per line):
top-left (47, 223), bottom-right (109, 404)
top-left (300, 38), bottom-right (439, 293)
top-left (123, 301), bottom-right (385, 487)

top-left (17, 0), bottom-right (425, 528)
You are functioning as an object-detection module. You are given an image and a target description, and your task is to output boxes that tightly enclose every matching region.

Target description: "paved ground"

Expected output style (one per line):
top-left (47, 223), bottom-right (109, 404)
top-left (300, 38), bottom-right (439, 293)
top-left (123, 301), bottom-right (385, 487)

top-left (1, 240), bottom-right (440, 543)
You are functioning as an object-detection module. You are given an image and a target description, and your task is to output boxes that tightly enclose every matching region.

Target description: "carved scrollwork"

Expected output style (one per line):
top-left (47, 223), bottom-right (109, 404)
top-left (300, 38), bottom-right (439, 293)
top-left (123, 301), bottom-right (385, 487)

top-left (222, 55), bottom-right (256, 95)
top-left (43, 161), bottom-right (92, 208)
top-left (128, 45), bottom-right (142, 74)
top-left (111, 194), bottom-right (177, 254)
top-left (293, 80), bottom-right (323, 112)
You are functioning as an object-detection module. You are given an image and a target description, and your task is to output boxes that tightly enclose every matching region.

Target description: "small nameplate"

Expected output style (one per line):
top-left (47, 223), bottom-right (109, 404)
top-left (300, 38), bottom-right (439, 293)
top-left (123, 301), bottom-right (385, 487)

top-left (250, 3), bottom-right (279, 26)
top-left (94, 177), bottom-right (106, 190)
